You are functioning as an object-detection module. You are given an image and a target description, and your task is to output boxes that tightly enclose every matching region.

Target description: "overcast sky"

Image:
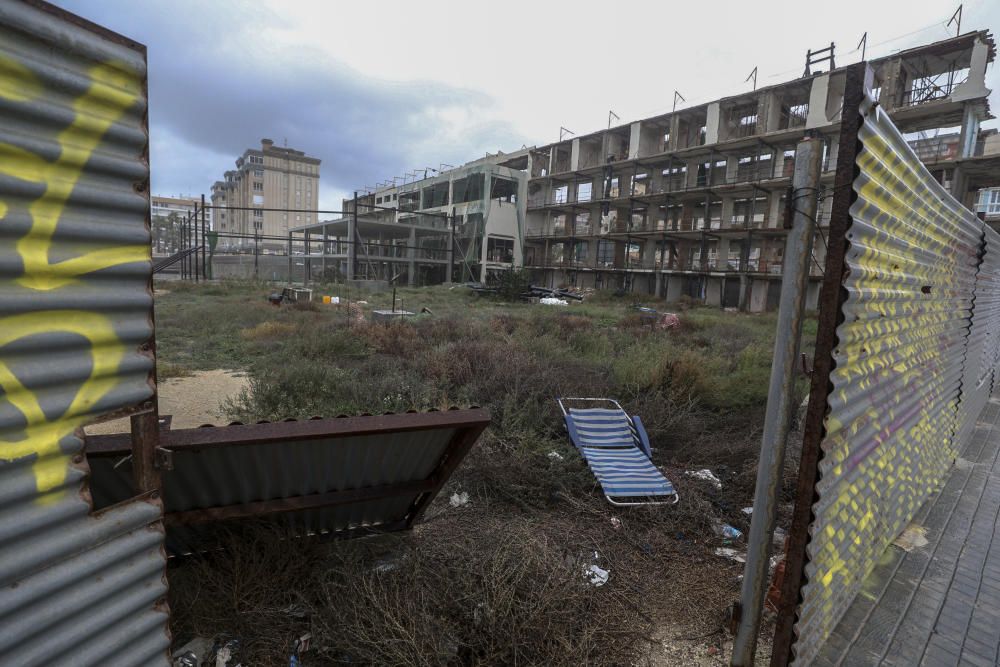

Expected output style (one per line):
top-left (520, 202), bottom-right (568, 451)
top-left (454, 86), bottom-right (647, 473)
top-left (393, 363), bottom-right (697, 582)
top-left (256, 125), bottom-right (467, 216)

top-left (55, 0), bottom-right (1000, 210)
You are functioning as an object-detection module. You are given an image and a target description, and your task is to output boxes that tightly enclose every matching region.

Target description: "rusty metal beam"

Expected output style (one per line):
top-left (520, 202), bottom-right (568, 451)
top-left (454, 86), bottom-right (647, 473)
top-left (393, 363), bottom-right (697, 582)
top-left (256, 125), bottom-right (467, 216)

top-left (768, 62), bottom-right (872, 667)
top-left (405, 421), bottom-right (489, 526)
top-left (87, 408), bottom-right (492, 456)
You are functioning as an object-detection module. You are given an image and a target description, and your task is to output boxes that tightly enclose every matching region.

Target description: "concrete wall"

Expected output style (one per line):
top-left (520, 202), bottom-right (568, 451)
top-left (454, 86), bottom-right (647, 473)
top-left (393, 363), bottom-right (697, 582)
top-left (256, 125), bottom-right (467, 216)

top-left (211, 254), bottom-right (304, 282)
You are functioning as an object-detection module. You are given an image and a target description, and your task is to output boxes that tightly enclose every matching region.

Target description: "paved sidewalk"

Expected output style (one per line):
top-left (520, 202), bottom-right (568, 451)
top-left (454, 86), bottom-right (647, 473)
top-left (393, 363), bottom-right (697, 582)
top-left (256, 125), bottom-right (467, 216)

top-left (814, 395), bottom-right (1000, 667)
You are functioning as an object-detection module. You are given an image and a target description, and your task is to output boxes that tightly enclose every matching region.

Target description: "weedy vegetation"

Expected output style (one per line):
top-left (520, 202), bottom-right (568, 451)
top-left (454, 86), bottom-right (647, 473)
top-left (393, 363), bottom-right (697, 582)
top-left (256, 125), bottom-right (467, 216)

top-left (157, 279), bottom-right (812, 665)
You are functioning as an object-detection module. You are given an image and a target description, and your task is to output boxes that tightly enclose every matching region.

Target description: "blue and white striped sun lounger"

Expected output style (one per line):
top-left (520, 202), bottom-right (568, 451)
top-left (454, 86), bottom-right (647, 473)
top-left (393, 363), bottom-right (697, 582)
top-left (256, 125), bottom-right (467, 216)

top-left (558, 398), bottom-right (679, 506)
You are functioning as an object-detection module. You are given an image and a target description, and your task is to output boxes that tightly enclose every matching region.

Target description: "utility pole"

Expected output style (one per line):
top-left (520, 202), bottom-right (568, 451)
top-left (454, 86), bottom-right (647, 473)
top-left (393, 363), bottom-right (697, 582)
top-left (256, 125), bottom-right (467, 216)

top-left (732, 135), bottom-right (823, 666)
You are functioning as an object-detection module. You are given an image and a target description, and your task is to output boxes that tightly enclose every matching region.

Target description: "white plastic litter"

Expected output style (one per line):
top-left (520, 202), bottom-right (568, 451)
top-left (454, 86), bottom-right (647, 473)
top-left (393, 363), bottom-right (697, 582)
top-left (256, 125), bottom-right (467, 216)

top-left (741, 506), bottom-right (754, 515)
top-left (610, 517), bottom-right (622, 530)
top-left (585, 564), bottom-right (610, 586)
top-left (332, 296), bottom-right (340, 304)
top-left (714, 547), bottom-right (746, 563)
top-left (547, 451), bottom-right (564, 461)
top-left (685, 468), bottom-right (722, 489)
top-left (449, 491), bottom-right (470, 508)
top-left (539, 297), bottom-right (568, 306)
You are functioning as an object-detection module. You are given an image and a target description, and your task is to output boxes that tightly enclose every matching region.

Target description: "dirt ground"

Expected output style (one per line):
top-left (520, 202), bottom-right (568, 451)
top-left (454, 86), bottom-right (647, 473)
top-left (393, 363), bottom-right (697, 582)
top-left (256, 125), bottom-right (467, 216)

top-left (85, 369), bottom-right (247, 434)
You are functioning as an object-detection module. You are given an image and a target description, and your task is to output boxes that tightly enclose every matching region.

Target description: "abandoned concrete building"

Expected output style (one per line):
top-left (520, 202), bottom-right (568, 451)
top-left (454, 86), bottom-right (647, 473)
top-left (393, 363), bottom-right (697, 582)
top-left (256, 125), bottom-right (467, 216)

top-left (292, 30), bottom-right (999, 309)
top-left (291, 156), bottom-right (526, 285)
top-left (523, 30), bottom-right (999, 311)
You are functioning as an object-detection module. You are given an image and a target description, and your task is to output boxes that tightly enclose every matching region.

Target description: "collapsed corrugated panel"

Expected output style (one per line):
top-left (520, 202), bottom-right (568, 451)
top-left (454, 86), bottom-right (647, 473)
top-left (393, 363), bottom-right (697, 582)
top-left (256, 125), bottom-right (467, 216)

top-left (86, 410), bottom-right (490, 556)
top-left (793, 96), bottom-right (983, 665)
top-left (0, 2), bottom-right (167, 665)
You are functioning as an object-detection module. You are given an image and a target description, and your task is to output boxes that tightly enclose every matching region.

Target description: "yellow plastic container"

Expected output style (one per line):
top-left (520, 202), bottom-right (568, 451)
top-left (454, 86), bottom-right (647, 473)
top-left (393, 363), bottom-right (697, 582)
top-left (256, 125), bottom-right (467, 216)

top-left (322, 295), bottom-right (331, 304)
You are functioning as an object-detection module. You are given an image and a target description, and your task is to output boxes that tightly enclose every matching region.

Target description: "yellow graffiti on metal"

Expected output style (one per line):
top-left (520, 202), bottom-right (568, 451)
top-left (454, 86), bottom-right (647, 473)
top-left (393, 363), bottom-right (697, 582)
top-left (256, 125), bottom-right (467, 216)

top-left (0, 60), bottom-right (148, 291)
top-left (0, 312), bottom-right (127, 497)
top-left (0, 55), bottom-right (149, 500)
top-left (795, 99), bottom-right (980, 665)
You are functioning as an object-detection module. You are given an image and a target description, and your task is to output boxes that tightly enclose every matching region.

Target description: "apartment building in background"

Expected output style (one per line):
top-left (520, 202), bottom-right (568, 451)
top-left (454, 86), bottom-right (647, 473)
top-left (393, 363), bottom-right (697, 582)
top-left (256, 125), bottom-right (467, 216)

top-left (291, 154), bottom-right (526, 285)
top-left (521, 30), bottom-right (999, 311)
top-left (210, 138), bottom-right (321, 251)
top-left (150, 194), bottom-right (202, 255)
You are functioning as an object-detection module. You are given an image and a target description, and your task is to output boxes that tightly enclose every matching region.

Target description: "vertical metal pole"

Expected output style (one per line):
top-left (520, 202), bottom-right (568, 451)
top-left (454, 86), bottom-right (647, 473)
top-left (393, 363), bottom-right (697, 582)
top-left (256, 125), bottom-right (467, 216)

top-left (448, 213), bottom-right (456, 283)
top-left (181, 212), bottom-right (188, 280)
top-left (349, 191), bottom-right (359, 281)
top-left (287, 231), bottom-right (293, 284)
top-left (201, 194), bottom-right (207, 280)
top-left (732, 136), bottom-right (823, 666)
top-left (194, 204), bottom-right (200, 283)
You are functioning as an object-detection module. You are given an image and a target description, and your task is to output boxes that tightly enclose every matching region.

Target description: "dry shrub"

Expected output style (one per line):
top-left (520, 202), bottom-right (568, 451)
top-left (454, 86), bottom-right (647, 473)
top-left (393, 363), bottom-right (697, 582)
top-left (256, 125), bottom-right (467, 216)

top-left (359, 320), bottom-right (425, 356)
top-left (168, 517), bottom-right (654, 667)
top-left (312, 517), bottom-right (652, 666)
top-left (240, 320), bottom-right (296, 341)
top-left (168, 523), bottom-right (326, 664)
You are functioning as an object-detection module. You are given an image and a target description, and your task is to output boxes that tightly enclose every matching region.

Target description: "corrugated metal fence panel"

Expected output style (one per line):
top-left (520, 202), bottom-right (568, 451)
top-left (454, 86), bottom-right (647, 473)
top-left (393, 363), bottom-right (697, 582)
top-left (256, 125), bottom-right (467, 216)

top-left (89, 426), bottom-right (458, 556)
top-left (975, 226), bottom-right (1000, 395)
top-left (793, 96), bottom-right (983, 665)
top-left (0, 2), bottom-right (168, 665)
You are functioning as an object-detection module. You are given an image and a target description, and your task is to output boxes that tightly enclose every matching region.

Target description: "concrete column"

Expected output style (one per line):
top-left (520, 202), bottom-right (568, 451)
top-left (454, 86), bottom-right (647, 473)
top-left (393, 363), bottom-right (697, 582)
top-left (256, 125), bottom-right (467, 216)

top-left (721, 197), bottom-right (735, 229)
top-left (628, 122), bottom-right (642, 159)
top-left (408, 227), bottom-right (416, 286)
top-left (958, 103), bottom-right (981, 158)
top-left (668, 115), bottom-right (681, 151)
top-left (570, 138), bottom-right (581, 171)
top-left (725, 156), bottom-right (739, 184)
top-left (705, 102), bottom-right (721, 144)
top-left (767, 193), bottom-right (783, 228)
top-left (806, 74), bottom-right (831, 128)
top-left (952, 36), bottom-right (991, 101)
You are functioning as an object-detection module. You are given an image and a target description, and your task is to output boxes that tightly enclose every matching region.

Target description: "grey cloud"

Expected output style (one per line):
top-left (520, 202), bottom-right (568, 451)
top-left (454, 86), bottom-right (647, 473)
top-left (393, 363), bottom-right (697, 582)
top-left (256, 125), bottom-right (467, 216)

top-left (54, 0), bottom-right (527, 203)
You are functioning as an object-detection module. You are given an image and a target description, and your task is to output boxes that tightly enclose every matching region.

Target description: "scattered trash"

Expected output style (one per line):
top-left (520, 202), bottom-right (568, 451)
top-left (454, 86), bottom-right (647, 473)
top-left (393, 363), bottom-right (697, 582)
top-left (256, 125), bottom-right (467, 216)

top-left (893, 523), bottom-right (929, 552)
top-left (449, 491), bottom-right (470, 508)
top-left (374, 557), bottom-right (401, 573)
top-left (741, 506), bottom-right (754, 515)
top-left (685, 468), bottom-right (722, 489)
top-left (658, 313), bottom-right (680, 329)
top-left (211, 638), bottom-right (242, 667)
top-left (288, 633), bottom-right (311, 666)
top-left (585, 564), bottom-right (610, 586)
top-left (714, 547), bottom-right (746, 563)
top-left (714, 522), bottom-right (743, 541)
top-left (610, 517), bottom-right (622, 530)
top-left (773, 526), bottom-right (787, 547)
top-left (547, 451), bottom-right (564, 461)
top-left (421, 306), bottom-right (434, 315)
top-left (357, 300), bottom-right (368, 305)
top-left (540, 297), bottom-right (569, 306)
top-left (172, 637), bottom-right (213, 667)
top-left (708, 646), bottom-right (720, 656)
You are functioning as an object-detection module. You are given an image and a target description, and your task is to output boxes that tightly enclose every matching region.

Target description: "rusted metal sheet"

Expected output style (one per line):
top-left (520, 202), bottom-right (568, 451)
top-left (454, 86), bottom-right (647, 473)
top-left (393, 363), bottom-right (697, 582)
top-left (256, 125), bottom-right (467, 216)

top-left (0, 1), bottom-right (168, 665)
top-left (775, 66), bottom-right (988, 664)
top-left (86, 409), bottom-right (490, 555)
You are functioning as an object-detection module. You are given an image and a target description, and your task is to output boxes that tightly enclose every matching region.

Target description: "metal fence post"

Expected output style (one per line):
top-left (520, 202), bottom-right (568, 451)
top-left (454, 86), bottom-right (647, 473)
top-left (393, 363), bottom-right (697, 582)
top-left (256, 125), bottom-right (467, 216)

top-left (732, 135), bottom-right (823, 666)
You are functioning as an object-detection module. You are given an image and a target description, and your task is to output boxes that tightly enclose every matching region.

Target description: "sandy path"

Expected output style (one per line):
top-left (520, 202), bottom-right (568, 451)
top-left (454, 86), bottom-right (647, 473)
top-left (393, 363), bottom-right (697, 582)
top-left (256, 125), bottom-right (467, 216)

top-left (85, 369), bottom-right (248, 434)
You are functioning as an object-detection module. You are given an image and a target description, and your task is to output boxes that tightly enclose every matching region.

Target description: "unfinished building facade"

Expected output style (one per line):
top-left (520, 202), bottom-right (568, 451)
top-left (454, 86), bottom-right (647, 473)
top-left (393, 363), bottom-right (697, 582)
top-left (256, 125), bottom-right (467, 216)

top-left (291, 154), bottom-right (528, 285)
top-left (523, 31), bottom-right (999, 310)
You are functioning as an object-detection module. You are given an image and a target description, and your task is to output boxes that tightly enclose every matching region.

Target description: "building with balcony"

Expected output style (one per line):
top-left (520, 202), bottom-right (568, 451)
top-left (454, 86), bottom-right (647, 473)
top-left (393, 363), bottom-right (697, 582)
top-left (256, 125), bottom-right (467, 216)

top-left (522, 31), bottom-right (999, 310)
top-left (289, 153), bottom-right (527, 285)
top-left (210, 138), bottom-right (321, 252)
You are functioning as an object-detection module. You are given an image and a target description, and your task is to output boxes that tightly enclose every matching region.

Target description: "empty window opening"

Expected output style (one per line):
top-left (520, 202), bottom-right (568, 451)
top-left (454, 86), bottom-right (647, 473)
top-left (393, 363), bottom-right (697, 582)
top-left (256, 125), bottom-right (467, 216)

top-left (491, 177), bottom-right (518, 203)
top-left (453, 173), bottom-right (485, 203)
top-left (486, 236), bottom-right (514, 263)
top-left (421, 182), bottom-right (449, 209)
